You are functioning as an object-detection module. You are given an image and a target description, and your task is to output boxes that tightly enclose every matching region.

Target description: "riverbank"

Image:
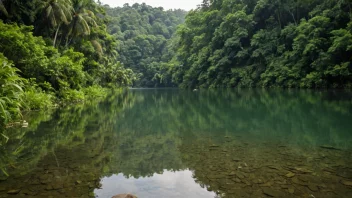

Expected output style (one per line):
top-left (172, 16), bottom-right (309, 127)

top-left (0, 88), bottom-right (124, 143)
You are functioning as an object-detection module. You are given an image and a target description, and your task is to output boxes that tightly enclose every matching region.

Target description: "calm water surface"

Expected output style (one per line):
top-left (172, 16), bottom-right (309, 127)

top-left (0, 89), bottom-right (352, 198)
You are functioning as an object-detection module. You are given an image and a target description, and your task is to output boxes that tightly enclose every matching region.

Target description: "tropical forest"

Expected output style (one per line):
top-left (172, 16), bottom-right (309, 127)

top-left (0, 0), bottom-right (352, 198)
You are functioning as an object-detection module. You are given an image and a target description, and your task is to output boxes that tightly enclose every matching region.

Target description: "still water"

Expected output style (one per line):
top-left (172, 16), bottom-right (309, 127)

top-left (0, 89), bottom-right (352, 198)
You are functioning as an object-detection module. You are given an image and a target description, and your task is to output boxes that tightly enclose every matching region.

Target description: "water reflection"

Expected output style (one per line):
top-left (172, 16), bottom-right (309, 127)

top-left (95, 170), bottom-right (216, 198)
top-left (0, 89), bottom-right (351, 197)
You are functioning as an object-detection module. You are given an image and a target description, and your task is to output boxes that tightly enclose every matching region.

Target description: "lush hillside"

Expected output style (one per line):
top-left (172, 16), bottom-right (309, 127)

top-left (167, 0), bottom-right (352, 88)
top-left (0, 0), bottom-right (136, 127)
top-left (105, 3), bottom-right (187, 87)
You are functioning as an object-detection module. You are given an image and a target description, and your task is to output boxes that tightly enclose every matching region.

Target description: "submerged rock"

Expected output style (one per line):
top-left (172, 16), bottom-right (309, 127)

top-left (233, 178), bottom-right (241, 183)
top-left (336, 169), bottom-right (352, 179)
top-left (341, 179), bottom-right (352, 186)
top-left (112, 194), bottom-right (137, 198)
top-left (7, 189), bottom-right (21, 194)
top-left (52, 182), bottom-right (64, 190)
top-left (292, 177), bottom-right (307, 186)
top-left (294, 167), bottom-right (312, 173)
top-left (285, 172), bottom-right (295, 178)
top-left (260, 181), bottom-right (274, 187)
top-left (288, 187), bottom-right (295, 194)
top-left (262, 187), bottom-right (284, 197)
top-left (228, 171), bottom-right (236, 176)
top-left (308, 184), bottom-right (318, 192)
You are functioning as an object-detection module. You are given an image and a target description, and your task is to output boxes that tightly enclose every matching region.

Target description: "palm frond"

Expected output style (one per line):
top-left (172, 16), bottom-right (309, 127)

top-left (0, 0), bottom-right (8, 17)
top-left (91, 40), bottom-right (103, 55)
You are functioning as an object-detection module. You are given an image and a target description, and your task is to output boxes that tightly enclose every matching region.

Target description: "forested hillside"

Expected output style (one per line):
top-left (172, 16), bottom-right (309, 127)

top-left (168, 0), bottom-right (352, 88)
top-left (0, 0), bottom-right (136, 126)
top-left (105, 4), bottom-right (186, 87)
top-left (1, 0), bottom-right (352, 127)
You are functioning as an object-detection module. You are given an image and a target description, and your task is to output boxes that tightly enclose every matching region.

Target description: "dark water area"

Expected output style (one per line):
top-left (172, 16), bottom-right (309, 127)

top-left (1, 89), bottom-right (352, 198)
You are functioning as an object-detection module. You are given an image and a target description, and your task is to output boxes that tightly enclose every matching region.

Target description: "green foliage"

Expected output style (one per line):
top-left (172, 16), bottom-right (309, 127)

top-left (59, 89), bottom-right (85, 102)
top-left (0, 0), bottom-right (137, 127)
top-left (1, 0), bottom-right (351, 127)
top-left (0, 54), bottom-right (24, 125)
top-left (106, 4), bottom-right (187, 87)
top-left (168, 0), bottom-right (352, 88)
top-left (22, 80), bottom-right (54, 110)
top-left (82, 85), bottom-right (107, 99)
top-left (48, 49), bottom-right (86, 90)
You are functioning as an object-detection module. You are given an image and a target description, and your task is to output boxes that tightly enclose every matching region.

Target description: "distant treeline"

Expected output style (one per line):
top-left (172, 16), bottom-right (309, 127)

top-left (105, 3), bottom-right (187, 87)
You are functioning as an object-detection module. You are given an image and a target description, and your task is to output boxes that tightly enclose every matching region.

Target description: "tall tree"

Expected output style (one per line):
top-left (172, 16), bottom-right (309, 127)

top-left (38, 0), bottom-right (73, 46)
top-left (65, 0), bottom-right (97, 46)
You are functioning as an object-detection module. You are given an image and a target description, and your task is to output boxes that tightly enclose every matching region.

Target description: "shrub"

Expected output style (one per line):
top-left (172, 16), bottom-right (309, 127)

top-left (0, 53), bottom-right (24, 125)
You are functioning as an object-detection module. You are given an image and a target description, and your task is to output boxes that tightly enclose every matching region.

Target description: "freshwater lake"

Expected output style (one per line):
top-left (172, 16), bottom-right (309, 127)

top-left (1, 89), bottom-right (352, 197)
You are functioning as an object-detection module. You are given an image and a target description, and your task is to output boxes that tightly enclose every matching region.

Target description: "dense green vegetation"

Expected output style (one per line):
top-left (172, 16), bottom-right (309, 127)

top-left (167, 0), bottom-right (352, 88)
top-left (105, 3), bottom-right (186, 87)
top-left (0, 0), bottom-right (136, 126)
top-left (1, 0), bottom-right (352, 127)
top-left (102, 0), bottom-right (352, 89)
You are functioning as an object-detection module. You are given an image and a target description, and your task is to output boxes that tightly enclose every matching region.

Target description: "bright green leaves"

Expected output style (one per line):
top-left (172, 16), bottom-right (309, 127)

top-left (0, 53), bottom-right (24, 125)
top-left (48, 49), bottom-right (86, 90)
top-left (0, 1), bottom-right (139, 127)
top-left (329, 28), bottom-right (352, 53)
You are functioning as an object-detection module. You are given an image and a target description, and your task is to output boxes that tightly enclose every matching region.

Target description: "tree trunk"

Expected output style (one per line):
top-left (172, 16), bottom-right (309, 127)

top-left (53, 24), bottom-right (61, 47)
top-left (289, 11), bottom-right (297, 26)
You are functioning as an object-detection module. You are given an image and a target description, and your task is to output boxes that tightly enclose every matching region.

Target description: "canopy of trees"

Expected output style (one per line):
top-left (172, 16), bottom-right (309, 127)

top-left (165, 0), bottom-right (352, 88)
top-left (105, 3), bottom-right (187, 87)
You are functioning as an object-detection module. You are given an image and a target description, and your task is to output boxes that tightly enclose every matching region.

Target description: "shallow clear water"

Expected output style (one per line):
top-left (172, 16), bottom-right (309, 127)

top-left (1, 89), bottom-right (352, 198)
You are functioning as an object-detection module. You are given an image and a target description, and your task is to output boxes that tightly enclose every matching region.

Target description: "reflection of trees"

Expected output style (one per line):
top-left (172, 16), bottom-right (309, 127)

top-left (105, 133), bottom-right (184, 178)
top-left (0, 89), bottom-right (351, 196)
top-left (0, 89), bottom-right (132, 180)
top-left (104, 90), bottom-right (185, 178)
top-left (117, 89), bottom-right (352, 148)
top-left (105, 89), bottom-right (352, 179)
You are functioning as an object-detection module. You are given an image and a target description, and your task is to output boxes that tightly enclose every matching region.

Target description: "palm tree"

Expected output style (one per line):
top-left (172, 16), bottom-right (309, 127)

top-left (38, 0), bottom-right (74, 47)
top-left (65, 0), bottom-right (97, 46)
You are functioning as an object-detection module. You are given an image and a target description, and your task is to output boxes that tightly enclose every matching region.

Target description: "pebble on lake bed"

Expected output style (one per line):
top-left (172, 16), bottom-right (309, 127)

top-left (341, 179), bottom-right (352, 186)
top-left (7, 189), bottom-right (20, 194)
top-left (285, 172), bottom-right (295, 178)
